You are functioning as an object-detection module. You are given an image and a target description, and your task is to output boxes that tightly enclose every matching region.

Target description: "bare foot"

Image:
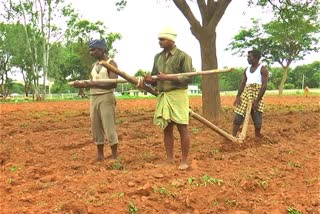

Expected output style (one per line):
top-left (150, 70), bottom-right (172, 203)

top-left (156, 160), bottom-right (174, 167)
top-left (178, 163), bottom-right (189, 170)
top-left (97, 155), bottom-right (105, 161)
top-left (90, 157), bottom-right (104, 164)
top-left (255, 134), bottom-right (264, 139)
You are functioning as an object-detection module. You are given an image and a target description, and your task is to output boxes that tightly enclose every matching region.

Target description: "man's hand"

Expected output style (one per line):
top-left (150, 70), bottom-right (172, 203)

top-left (252, 100), bottom-right (259, 111)
top-left (144, 75), bottom-right (156, 85)
top-left (233, 96), bottom-right (241, 107)
top-left (156, 72), bottom-right (169, 81)
top-left (73, 80), bottom-right (91, 88)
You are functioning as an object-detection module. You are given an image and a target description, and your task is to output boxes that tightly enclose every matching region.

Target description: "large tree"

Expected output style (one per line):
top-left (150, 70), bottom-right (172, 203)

top-left (116, 0), bottom-right (232, 121)
top-left (227, 0), bottom-right (320, 95)
top-left (3, 0), bottom-right (75, 100)
top-left (173, 0), bottom-right (232, 121)
top-left (47, 7), bottom-right (121, 96)
top-left (0, 22), bottom-right (36, 97)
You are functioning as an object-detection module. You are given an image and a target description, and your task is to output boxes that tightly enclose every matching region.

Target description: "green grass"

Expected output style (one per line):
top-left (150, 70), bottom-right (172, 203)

top-left (2, 89), bottom-right (318, 103)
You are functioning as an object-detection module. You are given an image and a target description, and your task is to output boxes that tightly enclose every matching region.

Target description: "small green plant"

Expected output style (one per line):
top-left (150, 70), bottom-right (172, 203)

top-left (116, 118), bottom-right (125, 124)
top-left (212, 200), bottom-right (219, 206)
top-left (9, 166), bottom-right (19, 172)
top-left (118, 192), bottom-right (125, 198)
top-left (225, 199), bottom-right (237, 207)
top-left (20, 122), bottom-right (29, 128)
top-left (140, 152), bottom-right (156, 162)
top-left (287, 207), bottom-right (302, 214)
top-left (305, 177), bottom-right (318, 186)
top-left (187, 176), bottom-right (196, 184)
top-left (192, 128), bottom-right (199, 134)
top-left (72, 153), bottom-right (78, 160)
top-left (111, 159), bottom-right (123, 170)
top-left (128, 201), bottom-right (139, 214)
top-left (257, 180), bottom-right (268, 189)
top-left (270, 167), bottom-right (281, 178)
top-left (201, 174), bottom-right (223, 186)
top-left (8, 178), bottom-right (14, 184)
top-left (153, 186), bottom-right (176, 197)
top-left (36, 201), bottom-right (46, 207)
top-left (288, 161), bottom-right (301, 168)
top-left (211, 148), bottom-right (220, 155)
top-left (111, 192), bottom-right (125, 199)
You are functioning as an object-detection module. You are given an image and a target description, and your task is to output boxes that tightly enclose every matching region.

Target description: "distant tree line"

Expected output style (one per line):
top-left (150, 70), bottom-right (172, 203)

top-left (9, 61), bottom-right (318, 95)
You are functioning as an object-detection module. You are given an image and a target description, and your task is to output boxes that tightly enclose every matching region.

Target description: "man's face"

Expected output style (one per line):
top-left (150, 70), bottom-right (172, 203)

top-left (158, 38), bottom-right (173, 49)
top-left (89, 48), bottom-right (104, 59)
top-left (247, 53), bottom-right (255, 65)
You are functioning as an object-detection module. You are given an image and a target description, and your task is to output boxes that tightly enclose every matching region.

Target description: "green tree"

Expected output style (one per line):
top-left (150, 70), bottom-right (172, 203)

top-left (227, 0), bottom-right (320, 95)
top-left (116, 0), bottom-right (232, 121)
top-left (268, 67), bottom-right (284, 90)
top-left (46, 7), bottom-right (121, 95)
top-left (0, 23), bottom-right (13, 96)
top-left (219, 67), bottom-right (244, 91)
top-left (0, 23), bottom-right (35, 97)
top-left (291, 61), bottom-right (320, 89)
top-left (134, 69), bottom-right (149, 77)
top-left (3, 0), bottom-right (76, 100)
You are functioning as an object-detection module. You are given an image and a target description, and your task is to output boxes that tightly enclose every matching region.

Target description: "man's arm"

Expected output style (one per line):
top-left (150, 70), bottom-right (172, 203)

top-left (253, 65), bottom-right (269, 110)
top-left (234, 70), bottom-right (247, 106)
top-left (154, 53), bottom-right (193, 83)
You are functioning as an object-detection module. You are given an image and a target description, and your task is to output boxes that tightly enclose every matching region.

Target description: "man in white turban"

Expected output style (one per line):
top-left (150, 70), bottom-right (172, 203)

top-left (145, 26), bottom-right (193, 170)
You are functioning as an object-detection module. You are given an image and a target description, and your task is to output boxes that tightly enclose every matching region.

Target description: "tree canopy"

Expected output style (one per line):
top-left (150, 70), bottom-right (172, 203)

top-left (227, 0), bottom-right (320, 95)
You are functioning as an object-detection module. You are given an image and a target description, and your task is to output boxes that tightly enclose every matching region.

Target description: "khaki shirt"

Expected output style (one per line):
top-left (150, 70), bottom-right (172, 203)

top-left (151, 46), bottom-right (193, 92)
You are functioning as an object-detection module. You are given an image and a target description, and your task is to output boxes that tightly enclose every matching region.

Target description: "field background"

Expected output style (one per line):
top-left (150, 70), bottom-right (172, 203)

top-left (0, 95), bottom-right (319, 214)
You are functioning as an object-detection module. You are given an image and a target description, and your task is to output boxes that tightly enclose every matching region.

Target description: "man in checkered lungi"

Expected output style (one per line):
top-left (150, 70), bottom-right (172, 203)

top-left (232, 49), bottom-right (269, 138)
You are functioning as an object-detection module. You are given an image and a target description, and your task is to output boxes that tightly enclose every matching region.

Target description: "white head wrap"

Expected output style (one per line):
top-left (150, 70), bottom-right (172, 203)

top-left (158, 26), bottom-right (177, 42)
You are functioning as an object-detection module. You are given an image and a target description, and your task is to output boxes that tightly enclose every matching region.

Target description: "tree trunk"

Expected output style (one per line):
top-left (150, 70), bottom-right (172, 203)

top-left (172, 0), bottom-right (232, 121)
top-left (199, 33), bottom-right (221, 121)
top-left (278, 66), bottom-right (288, 96)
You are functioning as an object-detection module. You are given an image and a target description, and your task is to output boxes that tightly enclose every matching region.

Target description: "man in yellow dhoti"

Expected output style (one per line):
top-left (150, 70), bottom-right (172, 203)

top-left (145, 26), bottom-right (193, 170)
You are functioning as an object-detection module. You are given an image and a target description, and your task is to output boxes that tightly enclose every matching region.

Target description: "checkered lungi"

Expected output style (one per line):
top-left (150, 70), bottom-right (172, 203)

top-left (234, 83), bottom-right (265, 117)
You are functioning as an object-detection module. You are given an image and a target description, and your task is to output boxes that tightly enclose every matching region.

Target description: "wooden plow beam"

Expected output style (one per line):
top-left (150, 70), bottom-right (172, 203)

top-left (68, 68), bottom-right (234, 86)
top-left (237, 100), bottom-right (252, 142)
top-left (96, 61), bottom-right (243, 143)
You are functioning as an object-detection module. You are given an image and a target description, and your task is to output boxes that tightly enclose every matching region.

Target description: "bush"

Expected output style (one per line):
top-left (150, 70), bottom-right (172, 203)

top-left (284, 83), bottom-right (295, 89)
top-left (267, 82), bottom-right (276, 90)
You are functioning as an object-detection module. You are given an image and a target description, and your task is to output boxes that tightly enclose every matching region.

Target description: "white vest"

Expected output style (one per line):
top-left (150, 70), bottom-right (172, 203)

top-left (245, 64), bottom-right (263, 85)
top-left (90, 58), bottom-right (114, 95)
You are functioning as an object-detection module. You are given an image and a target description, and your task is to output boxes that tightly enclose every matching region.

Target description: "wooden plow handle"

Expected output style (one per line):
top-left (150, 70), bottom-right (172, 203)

top-left (99, 61), bottom-right (240, 143)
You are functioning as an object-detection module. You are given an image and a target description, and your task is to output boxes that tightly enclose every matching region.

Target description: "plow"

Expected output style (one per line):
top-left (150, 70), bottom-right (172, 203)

top-left (69, 62), bottom-right (252, 143)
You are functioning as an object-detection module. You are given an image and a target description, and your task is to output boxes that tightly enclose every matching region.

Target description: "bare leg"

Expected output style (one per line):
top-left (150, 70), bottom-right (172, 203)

top-left (97, 144), bottom-right (104, 161)
top-left (164, 123), bottom-right (174, 163)
top-left (111, 144), bottom-right (118, 159)
top-left (232, 124), bottom-right (241, 137)
top-left (255, 127), bottom-right (263, 138)
top-left (177, 124), bottom-right (190, 170)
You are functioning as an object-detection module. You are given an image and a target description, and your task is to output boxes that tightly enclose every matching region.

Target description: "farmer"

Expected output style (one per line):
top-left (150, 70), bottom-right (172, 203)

top-left (304, 86), bottom-right (310, 97)
top-left (73, 39), bottom-right (119, 161)
top-left (144, 26), bottom-right (193, 170)
top-left (232, 49), bottom-right (269, 138)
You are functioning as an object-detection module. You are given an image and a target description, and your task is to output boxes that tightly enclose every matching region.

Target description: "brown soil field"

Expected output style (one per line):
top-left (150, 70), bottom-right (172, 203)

top-left (0, 95), bottom-right (319, 214)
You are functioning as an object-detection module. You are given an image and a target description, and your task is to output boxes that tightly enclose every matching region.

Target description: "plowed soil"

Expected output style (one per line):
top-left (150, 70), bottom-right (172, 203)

top-left (0, 95), bottom-right (319, 214)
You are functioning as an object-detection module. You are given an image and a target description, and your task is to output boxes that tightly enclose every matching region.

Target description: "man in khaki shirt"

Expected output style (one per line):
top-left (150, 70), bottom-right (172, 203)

top-left (145, 26), bottom-right (193, 170)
